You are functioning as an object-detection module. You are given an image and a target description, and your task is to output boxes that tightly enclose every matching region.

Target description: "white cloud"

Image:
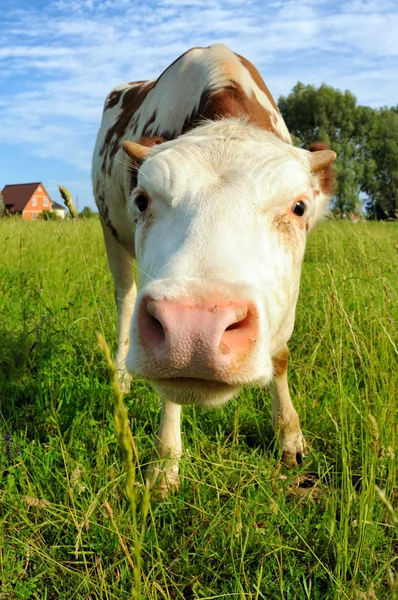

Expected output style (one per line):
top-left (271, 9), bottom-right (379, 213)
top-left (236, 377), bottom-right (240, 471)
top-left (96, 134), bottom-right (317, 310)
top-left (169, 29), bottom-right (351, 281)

top-left (0, 0), bottom-right (396, 207)
top-left (0, 46), bottom-right (72, 59)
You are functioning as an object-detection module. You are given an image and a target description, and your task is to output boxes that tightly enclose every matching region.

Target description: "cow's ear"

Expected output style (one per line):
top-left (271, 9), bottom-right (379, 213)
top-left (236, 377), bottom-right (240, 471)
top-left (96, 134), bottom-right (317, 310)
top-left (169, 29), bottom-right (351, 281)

top-left (308, 142), bottom-right (336, 196)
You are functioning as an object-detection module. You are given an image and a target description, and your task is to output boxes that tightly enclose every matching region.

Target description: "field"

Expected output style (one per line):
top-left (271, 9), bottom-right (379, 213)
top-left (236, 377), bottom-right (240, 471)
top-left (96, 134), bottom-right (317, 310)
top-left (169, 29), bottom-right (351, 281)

top-left (0, 218), bottom-right (397, 599)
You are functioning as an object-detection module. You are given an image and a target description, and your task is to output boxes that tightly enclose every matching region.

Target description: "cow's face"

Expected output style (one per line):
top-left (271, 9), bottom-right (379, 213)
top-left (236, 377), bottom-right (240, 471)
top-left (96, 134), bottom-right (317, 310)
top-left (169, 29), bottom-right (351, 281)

top-left (125, 121), bottom-right (335, 406)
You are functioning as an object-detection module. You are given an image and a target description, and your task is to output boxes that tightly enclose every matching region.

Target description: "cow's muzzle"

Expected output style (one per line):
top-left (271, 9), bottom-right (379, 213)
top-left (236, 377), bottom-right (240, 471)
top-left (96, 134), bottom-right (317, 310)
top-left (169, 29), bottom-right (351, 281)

top-left (136, 295), bottom-right (259, 382)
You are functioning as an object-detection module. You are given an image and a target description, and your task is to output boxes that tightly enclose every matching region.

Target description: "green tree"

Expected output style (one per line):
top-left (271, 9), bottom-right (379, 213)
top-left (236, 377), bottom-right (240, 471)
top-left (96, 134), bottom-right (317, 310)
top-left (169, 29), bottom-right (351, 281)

top-left (278, 83), bottom-right (363, 215)
top-left (361, 108), bottom-right (398, 219)
top-left (79, 206), bottom-right (97, 219)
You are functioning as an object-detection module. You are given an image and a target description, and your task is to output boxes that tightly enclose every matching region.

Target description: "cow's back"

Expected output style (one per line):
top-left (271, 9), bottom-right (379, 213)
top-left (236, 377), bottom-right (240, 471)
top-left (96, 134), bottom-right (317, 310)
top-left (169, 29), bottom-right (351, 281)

top-left (92, 44), bottom-right (291, 247)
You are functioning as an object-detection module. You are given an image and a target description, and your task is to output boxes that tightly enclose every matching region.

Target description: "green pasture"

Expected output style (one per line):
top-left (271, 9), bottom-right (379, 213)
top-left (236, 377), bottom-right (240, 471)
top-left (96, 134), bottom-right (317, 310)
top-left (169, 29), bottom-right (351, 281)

top-left (0, 218), bottom-right (396, 599)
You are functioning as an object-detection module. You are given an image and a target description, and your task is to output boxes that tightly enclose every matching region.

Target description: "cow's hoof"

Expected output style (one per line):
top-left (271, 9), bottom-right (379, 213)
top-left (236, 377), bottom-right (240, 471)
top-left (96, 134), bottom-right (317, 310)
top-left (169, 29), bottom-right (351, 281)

top-left (281, 431), bottom-right (306, 467)
top-left (282, 450), bottom-right (304, 467)
top-left (146, 466), bottom-right (180, 499)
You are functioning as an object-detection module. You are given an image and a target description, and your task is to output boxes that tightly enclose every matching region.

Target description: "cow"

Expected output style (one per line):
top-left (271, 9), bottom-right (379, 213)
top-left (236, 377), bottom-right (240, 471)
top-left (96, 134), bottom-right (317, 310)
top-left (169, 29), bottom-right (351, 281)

top-left (92, 44), bottom-right (336, 495)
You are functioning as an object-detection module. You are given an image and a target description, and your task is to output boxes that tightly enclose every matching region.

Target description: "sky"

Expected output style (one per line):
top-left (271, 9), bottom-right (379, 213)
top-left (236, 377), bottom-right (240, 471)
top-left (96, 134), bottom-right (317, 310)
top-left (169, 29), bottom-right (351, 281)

top-left (1, 0), bottom-right (397, 211)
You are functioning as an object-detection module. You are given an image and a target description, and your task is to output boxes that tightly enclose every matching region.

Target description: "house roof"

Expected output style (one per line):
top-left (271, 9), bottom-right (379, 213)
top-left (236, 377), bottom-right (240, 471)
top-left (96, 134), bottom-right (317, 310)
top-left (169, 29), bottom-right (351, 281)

top-left (52, 201), bottom-right (65, 211)
top-left (2, 182), bottom-right (42, 212)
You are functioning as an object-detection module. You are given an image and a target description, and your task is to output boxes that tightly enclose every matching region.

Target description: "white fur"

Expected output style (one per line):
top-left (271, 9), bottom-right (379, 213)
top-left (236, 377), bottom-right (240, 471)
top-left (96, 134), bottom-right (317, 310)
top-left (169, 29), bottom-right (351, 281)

top-left (127, 120), bottom-right (324, 388)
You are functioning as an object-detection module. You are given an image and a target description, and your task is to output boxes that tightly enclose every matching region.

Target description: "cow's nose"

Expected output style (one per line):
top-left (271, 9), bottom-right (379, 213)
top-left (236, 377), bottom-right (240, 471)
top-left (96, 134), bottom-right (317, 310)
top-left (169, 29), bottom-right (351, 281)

top-left (137, 297), bottom-right (258, 377)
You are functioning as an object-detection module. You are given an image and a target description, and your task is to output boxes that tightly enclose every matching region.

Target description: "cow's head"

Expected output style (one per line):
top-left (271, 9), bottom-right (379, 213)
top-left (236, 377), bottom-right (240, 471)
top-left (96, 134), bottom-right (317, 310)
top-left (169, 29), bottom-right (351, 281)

top-left (123, 120), bottom-right (335, 406)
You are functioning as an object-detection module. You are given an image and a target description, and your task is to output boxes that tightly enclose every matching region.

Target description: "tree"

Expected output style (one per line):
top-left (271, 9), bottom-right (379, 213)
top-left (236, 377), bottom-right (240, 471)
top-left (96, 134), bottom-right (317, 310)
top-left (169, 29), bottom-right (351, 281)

top-left (0, 190), bottom-right (4, 216)
top-left (278, 83), bottom-right (364, 215)
top-left (361, 108), bottom-right (398, 219)
top-left (79, 206), bottom-right (97, 218)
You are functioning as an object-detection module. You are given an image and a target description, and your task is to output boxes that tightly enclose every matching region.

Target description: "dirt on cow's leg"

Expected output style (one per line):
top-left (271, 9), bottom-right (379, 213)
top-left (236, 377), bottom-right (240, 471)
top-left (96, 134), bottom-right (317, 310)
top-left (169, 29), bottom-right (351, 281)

top-left (101, 222), bottom-right (137, 393)
top-left (146, 397), bottom-right (182, 497)
top-left (271, 345), bottom-right (306, 466)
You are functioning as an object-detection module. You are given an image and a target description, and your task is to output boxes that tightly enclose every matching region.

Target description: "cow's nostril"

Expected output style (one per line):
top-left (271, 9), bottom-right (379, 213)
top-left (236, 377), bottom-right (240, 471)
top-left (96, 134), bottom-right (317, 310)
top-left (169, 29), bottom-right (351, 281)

top-left (152, 317), bottom-right (165, 343)
top-left (225, 321), bottom-right (241, 331)
top-left (220, 305), bottom-right (256, 352)
top-left (149, 315), bottom-right (164, 333)
top-left (142, 302), bottom-right (166, 346)
top-left (224, 305), bottom-right (249, 331)
top-left (223, 313), bottom-right (251, 336)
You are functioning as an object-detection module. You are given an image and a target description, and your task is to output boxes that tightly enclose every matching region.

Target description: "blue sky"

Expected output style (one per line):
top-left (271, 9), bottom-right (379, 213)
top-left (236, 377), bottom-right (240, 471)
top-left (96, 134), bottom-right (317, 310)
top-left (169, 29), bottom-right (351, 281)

top-left (1, 0), bottom-right (397, 210)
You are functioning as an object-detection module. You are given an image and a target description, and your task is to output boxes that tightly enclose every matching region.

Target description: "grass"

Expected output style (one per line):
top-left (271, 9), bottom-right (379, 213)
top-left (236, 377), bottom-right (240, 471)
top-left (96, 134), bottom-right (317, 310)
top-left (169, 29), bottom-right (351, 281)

top-left (0, 217), bottom-right (397, 599)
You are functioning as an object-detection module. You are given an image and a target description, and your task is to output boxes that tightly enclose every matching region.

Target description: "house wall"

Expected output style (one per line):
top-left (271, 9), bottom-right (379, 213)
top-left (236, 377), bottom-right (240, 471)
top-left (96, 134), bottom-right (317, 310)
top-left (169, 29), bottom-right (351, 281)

top-left (22, 184), bottom-right (52, 220)
top-left (53, 208), bottom-right (66, 219)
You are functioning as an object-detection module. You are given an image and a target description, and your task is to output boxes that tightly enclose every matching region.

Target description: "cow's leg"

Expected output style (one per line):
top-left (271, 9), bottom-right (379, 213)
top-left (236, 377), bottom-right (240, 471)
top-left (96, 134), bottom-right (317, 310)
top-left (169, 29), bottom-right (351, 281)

top-left (271, 345), bottom-right (305, 466)
top-left (102, 223), bottom-right (137, 392)
top-left (146, 397), bottom-right (182, 496)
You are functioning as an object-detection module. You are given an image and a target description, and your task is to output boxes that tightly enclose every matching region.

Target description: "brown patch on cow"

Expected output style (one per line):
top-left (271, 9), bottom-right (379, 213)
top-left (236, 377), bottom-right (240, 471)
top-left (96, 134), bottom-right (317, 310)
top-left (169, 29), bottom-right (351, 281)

top-left (95, 180), bottom-right (102, 202)
top-left (180, 83), bottom-right (282, 139)
top-left (273, 213), bottom-right (301, 243)
top-left (271, 112), bottom-right (279, 127)
top-left (272, 346), bottom-right (289, 378)
top-left (100, 81), bottom-right (156, 175)
top-left (246, 93), bottom-right (279, 134)
top-left (154, 46), bottom-right (283, 138)
top-left (237, 54), bottom-right (279, 112)
top-left (308, 142), bottom-right (335, 196)
top-left (105, 90), bottom-right (124, 110)
top-left (142, 111), bottom-right (157, 137)
top-left (97, 196), bottom-right (120, 242)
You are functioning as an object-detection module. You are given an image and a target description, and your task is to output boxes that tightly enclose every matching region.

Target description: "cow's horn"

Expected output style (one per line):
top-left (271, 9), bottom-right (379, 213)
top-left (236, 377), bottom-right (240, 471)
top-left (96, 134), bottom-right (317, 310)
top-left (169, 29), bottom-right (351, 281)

top-left (122, 141), bottom-right (149, 162)
top-left (310, 150), bottom-right (336, 173)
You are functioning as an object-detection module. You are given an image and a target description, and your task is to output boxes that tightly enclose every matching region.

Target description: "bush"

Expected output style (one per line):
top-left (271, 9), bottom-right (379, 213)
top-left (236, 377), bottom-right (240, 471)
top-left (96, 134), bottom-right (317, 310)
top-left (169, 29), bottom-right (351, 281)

top-left (40, 210), bottom-right (59, 221)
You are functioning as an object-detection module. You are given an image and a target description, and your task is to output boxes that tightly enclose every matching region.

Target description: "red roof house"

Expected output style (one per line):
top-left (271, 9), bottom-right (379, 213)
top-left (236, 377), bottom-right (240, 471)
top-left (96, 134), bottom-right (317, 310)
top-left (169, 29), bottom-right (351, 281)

top-left (2, 182), bottom-right (54, 220)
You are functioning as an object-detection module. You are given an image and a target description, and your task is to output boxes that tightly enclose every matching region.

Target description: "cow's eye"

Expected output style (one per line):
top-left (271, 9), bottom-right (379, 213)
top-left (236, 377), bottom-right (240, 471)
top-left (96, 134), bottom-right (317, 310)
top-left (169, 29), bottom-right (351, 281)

top-left (292, 200), bottom-right (306, 217)
top-left (135, 194), bottom-right (149, 212)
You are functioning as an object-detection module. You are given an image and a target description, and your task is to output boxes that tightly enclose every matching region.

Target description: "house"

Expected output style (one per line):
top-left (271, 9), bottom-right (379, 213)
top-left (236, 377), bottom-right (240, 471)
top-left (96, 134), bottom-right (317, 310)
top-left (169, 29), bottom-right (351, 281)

top-left (2, 182), bottom-right (54, 220)
top-left (51, 201), bottom-right (66, 219)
